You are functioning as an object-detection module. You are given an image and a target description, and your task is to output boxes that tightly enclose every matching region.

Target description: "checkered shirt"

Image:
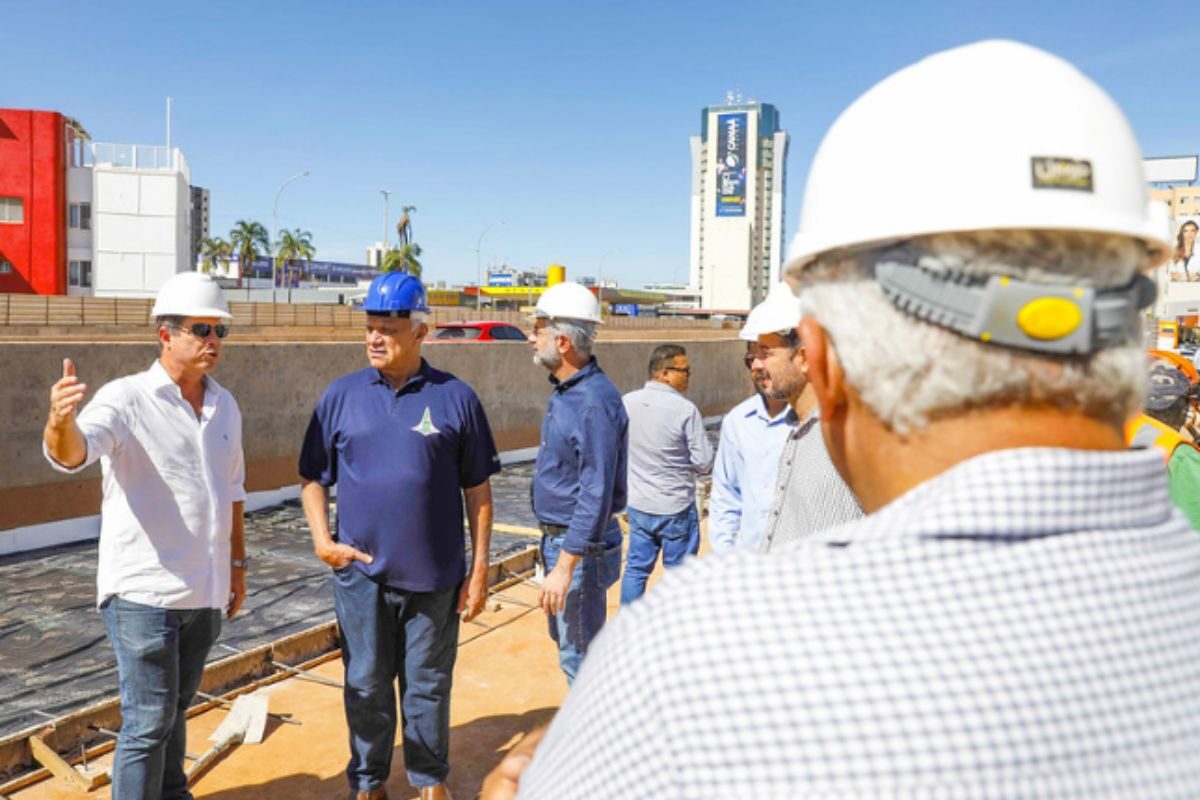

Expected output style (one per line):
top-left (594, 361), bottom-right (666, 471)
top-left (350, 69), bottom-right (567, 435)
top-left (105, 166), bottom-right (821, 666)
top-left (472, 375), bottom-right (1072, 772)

top-left (518, 447), bottom-right (1200, 798)
top-left (761, 413), bottom-right (863, 552)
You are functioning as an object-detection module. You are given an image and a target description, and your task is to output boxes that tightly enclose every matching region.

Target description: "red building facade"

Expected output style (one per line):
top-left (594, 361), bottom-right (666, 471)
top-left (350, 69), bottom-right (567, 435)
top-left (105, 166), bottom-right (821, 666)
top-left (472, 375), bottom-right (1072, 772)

top-left (0, 109), bottom-right (67, 295)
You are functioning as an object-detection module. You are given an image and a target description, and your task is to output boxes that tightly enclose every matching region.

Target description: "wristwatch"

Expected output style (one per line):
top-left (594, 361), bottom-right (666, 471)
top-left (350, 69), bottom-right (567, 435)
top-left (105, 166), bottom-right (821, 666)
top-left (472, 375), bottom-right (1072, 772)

top-left (231, 558), bottom-right (249, 570)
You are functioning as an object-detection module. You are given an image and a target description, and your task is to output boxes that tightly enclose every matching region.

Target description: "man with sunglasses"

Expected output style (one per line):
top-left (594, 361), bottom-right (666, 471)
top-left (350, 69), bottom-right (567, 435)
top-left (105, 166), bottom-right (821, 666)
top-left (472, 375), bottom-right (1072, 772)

top-left (707, 302), bottom-right (799, 554)
top-left (43, 271), bottom-right (246, 800)
top-left (618, 344), bottom-right (714, 604)
top-left (299, 271), bottom-right (499, 800)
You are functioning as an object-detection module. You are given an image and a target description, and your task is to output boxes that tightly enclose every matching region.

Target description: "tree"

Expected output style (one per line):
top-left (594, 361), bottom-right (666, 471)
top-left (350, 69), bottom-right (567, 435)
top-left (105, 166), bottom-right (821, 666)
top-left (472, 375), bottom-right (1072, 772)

top-left (381, 242), bottom-right (422, 278)
top-left (229, 220), bottom-right (269, 287)
top-left (275, 228), bottom-right (316, 285)
top-left (199, 237), bottom-right (233, 275)
top-left (396, 205), bottom-right (416, 247)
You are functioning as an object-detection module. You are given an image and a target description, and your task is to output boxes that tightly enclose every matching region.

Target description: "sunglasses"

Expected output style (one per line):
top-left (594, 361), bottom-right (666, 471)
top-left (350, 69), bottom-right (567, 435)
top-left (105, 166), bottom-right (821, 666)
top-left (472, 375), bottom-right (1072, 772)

top-left (175, 323), bottom-right (230, 339)
top-left (665, 366), bottom-right (692, 375)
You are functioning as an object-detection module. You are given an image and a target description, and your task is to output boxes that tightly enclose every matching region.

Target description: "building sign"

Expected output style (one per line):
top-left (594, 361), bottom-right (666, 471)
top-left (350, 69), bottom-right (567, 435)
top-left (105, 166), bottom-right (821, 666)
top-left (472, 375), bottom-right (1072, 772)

top-left (1168, 216), bottom-right (1200, 283)
top-left (715, 113), bottom-right (747, 217)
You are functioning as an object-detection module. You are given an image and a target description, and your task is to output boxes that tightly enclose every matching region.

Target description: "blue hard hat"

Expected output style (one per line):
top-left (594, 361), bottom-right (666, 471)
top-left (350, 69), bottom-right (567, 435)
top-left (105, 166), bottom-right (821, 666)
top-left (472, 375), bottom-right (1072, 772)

top-left (363, 272), bottom-right (429, 316)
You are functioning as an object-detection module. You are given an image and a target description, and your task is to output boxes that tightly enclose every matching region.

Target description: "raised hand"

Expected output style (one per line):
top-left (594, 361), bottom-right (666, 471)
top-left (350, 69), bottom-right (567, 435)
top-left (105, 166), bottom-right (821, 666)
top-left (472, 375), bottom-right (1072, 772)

top-left (49, 358), bottom-right (87, 428)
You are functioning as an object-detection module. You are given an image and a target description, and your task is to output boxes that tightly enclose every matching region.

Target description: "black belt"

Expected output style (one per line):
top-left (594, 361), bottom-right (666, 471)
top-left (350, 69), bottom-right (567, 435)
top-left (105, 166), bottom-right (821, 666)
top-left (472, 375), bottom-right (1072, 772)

top-left (538, 516), bottom-right (619, 537)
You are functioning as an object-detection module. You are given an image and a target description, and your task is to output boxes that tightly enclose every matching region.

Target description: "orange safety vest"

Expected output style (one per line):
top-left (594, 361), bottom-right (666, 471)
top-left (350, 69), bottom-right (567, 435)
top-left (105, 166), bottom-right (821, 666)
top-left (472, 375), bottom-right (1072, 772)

top-left (1125, 414), bottom-right (1200, 463)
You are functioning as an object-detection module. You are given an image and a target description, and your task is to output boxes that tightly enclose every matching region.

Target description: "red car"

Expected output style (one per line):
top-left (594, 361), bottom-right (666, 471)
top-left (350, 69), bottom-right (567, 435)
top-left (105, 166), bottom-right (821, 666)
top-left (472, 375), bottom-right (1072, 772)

top-left (423, 321), bottom-right (529, 342)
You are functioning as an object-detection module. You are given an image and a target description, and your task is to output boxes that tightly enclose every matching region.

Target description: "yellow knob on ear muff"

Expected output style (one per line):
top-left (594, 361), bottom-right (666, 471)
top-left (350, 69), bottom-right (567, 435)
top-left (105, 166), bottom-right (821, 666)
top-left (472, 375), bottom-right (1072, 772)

top-left (1016, 297), bottom-right (1083, 341)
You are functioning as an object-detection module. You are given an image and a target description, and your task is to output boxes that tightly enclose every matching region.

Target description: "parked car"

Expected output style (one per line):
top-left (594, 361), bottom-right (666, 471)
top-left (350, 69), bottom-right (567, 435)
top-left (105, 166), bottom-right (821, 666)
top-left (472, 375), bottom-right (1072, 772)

top-left (424, 321), bottom-right (529, 342)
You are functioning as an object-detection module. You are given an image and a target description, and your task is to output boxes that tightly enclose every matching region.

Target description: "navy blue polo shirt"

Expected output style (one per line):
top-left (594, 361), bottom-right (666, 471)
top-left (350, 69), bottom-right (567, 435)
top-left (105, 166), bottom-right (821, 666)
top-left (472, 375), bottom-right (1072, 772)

top-left (532, 358), bottom-right (628, 556)
top-left (299, 359), bottom-right (500, 592)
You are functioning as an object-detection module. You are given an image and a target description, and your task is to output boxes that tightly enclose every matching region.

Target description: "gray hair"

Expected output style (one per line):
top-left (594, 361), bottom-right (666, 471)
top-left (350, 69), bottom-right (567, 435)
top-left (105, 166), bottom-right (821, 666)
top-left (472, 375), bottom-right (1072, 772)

top-left (796, 231), bottom-right (1149, 435)
top-left (154, 314), bottom-right (185, 350)
top-left (549, 319), bottom-right (596, 357)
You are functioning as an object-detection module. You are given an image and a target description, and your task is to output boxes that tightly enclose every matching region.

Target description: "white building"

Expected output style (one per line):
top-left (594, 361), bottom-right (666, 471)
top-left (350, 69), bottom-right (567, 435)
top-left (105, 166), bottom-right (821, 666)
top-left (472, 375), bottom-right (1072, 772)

top-left (366, 241), bottom-right (387, 268)
top-left (62, 140), bottom-right (193, 298)
top-left (689, 97), bottom-right (788, 310)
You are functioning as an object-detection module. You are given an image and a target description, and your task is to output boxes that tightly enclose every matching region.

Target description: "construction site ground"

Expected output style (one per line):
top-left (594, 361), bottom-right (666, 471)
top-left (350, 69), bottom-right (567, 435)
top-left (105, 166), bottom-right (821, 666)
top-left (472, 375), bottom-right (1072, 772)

top-left (7, 534), bottom-right (679, 800)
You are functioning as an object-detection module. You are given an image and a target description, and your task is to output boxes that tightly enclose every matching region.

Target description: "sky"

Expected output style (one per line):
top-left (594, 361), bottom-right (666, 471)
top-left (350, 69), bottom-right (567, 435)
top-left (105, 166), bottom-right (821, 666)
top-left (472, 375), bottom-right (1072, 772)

top-left (5, 0), bottom-right (1198, 288)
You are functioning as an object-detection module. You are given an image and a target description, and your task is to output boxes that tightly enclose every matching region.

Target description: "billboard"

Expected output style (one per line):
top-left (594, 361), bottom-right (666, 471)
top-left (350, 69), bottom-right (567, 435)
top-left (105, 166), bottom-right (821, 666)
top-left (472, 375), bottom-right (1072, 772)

top-left (1145, 156), bottom-right (1199, 184)
top-left (1168, 215), bottom-right (1200, 283)
top-left (715, 113), bottom-right (747, 217)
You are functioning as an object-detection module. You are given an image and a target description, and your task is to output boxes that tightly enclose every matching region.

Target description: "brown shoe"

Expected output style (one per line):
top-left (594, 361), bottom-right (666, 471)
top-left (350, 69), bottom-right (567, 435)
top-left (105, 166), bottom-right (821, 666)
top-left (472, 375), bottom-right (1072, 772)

top-left (418, 784), bottom-right (452, 800)
top-left (348, 789), bottom-right (388, 800)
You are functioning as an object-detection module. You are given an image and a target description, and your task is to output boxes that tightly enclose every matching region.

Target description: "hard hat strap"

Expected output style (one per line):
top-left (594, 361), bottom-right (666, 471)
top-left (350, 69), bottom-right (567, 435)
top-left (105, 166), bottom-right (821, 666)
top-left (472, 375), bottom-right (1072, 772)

top-left (870, 251), bottom-right (1156, 355)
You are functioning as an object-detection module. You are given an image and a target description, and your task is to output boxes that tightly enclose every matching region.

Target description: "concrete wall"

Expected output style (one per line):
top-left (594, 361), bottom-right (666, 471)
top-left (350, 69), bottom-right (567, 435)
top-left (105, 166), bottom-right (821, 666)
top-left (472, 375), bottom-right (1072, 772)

top-left (0, 337), bottom-right (751, 531)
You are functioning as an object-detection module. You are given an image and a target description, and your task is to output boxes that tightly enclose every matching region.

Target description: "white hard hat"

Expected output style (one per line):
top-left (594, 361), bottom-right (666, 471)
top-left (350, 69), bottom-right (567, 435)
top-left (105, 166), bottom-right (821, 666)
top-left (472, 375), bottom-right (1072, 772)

top-left (150, 272), bottom-right (233, 320)
top-left (784, 40), bottom-right (1172, 280)
top-left (742, 282), bottom-right (802, 340)
top-left (533, 282), bottom-right (603, 324)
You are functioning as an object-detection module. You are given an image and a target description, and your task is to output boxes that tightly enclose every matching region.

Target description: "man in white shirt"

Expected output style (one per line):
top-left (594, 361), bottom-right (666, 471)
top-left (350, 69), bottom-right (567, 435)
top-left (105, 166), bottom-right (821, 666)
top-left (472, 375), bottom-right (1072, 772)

top-left (43, 272), bottom-right (246, 800)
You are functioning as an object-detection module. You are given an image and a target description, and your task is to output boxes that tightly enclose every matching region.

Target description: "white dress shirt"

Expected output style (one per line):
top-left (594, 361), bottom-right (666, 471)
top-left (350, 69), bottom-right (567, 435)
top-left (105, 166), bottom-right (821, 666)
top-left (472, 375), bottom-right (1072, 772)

top-left (520, 448), bottom-right (1200, 798)
top-left (44, 361), bottom-right (246, 609)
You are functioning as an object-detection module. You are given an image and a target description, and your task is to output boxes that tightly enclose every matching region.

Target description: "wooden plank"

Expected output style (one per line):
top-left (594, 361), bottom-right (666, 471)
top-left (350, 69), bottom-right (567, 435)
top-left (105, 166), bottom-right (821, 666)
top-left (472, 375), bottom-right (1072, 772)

top-left (28, 734), bottom-right (108, 792)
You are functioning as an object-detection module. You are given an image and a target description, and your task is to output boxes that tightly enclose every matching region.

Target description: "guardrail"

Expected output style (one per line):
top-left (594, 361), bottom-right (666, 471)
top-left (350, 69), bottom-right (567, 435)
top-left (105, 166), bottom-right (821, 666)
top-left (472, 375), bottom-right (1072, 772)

top-left (0, 295), bottom-right (725, 329)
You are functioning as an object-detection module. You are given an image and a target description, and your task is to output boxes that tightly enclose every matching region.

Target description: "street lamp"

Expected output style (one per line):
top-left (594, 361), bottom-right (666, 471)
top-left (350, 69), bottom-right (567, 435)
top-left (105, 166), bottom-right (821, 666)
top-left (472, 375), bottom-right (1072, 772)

top-left (271, 170), bottom-right (310, 301)
top-left (597, 249), bottom-right (615, 316)
top-left (380, 189), bottom-right (393, 251)
top-left (475, 220), bottom-right (505, 312)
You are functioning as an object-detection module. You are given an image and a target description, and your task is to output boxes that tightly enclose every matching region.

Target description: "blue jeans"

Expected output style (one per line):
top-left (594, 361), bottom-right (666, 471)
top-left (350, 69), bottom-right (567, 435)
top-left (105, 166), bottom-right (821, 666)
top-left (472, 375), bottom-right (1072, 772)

top-left (539, 520), bottom-right (622, 684)
top-left (619, 504), bottom-right (700, 605)
top-left (99, 597), bottom-right (221, 800)
top-left (332, 566), bottom-right (461, 792)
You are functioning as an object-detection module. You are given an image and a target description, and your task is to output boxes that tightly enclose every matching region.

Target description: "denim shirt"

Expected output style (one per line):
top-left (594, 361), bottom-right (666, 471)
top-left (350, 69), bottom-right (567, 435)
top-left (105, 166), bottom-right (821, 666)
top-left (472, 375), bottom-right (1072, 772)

top-left (533, 358), bottom-right (628, 556)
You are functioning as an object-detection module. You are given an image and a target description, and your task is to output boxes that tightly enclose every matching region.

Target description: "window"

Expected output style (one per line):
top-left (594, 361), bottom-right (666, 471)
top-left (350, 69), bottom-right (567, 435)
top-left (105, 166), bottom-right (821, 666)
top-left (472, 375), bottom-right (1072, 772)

top-left (493, 325), bottom-right (527, 341)
top-left (68, 260), bottom-right (92, 288)
top-left (0, 197), bottom-right (23, 224)
top-left (0, 259), bottom-right (12, 274)
top-left (69, 202), bottom-right (91, 230)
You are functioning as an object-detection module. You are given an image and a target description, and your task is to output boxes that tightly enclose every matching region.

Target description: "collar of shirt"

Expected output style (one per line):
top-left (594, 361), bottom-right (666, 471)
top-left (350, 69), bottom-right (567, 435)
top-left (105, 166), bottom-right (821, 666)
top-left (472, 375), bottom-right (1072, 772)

top-left (549, 356), bottom-right (601, 393)
top-left (641, 380), bottom-right (682, 397)
top-left (370, 358), bottom-right (433, 394)
top-left (145, 360), bottom-right (221, 416)
top-left (813, 446), bottom-right (1172, 547)
top-left (744, 394), bottom-right (796, 425)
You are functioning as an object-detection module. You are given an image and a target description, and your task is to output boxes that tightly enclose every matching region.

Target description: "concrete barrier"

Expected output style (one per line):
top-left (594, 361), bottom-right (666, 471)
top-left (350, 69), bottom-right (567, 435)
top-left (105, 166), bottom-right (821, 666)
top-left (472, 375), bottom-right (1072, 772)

top-left (1, 337), bottom-right (751, 532)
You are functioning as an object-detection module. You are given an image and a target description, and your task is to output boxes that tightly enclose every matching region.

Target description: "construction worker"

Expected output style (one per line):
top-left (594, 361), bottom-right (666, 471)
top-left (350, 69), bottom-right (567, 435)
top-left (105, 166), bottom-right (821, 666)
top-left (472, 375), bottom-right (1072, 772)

top-left (299, 272), bottom-right (499, 800)
top-left (707, 301), bottom-right (800, 553)
top-left (491, 40), bottom-right (1200, 797)
top-left (750, 281), bottom-right (862, 550)
top-left (43, 272), bottom-right (246, 800)
top-left (619, 343), bottom-right (714, 604)
top-left (527, 281), bottom-right (627, 684)
top-left (1127, 358), bottom-right (1200, 529)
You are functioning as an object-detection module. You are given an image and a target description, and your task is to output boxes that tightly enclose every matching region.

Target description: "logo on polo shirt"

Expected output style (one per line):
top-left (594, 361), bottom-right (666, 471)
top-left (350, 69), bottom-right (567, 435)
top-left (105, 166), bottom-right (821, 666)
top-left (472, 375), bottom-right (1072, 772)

top-left (412, 407), bottom-right (441, 437)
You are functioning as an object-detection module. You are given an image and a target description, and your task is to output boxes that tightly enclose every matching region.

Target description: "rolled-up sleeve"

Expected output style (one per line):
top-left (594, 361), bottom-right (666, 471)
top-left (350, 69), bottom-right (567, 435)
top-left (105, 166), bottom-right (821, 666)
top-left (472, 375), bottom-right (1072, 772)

top-left (43, 382), bottom-right (126, 474)
top-left (562, 405), bottom-right (622, 555)
top-left (229, 401), bottom-right (247, 503)
top-left (707, 422), bottom-right (742, 554)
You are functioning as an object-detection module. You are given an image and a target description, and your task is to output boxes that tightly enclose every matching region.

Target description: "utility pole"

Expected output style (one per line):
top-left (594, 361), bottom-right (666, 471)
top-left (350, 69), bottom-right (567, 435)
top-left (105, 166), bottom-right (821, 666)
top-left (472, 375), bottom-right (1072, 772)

top-left (380, 190), bottom-right (393, 251)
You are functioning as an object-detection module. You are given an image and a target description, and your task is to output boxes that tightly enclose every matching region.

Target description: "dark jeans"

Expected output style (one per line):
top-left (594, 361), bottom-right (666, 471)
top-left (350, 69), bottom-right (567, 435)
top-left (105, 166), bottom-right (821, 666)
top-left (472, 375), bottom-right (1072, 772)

top-left (99, 597), bottom-right (222, 800)
top-left (620, 504), bottom-right (701, 605)
top-left (332, 566), bottom-right (461, 792)
top-left (539, 519), bottom-right (623, 684)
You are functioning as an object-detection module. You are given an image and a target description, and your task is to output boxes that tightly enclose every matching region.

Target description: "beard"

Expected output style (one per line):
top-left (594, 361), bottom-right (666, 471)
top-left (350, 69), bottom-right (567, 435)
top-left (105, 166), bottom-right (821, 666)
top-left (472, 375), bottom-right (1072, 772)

top-left (765, 360), bottom-right (804, 401)
top-left (533, 339), bottom-right (562, 370)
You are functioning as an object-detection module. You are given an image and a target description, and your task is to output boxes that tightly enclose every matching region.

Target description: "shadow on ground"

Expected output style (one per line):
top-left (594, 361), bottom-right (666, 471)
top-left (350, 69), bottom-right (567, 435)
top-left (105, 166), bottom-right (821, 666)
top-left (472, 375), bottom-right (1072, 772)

top-left (199, 705), bottom-right (558, 800)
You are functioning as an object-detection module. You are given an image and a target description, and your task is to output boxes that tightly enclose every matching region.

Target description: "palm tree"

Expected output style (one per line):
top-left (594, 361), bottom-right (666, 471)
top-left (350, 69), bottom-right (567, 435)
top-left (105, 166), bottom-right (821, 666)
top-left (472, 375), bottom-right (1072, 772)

top-left (199, 237), bottom-right (233, 275)
top-left (396, 205), bottom-right (416, 246)
top-left (381, 242), bottom-right (422, 278)
top-left (275, 228), bottom-right (316, 285)
top-left (229, 220), bottom-right (269, 287)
